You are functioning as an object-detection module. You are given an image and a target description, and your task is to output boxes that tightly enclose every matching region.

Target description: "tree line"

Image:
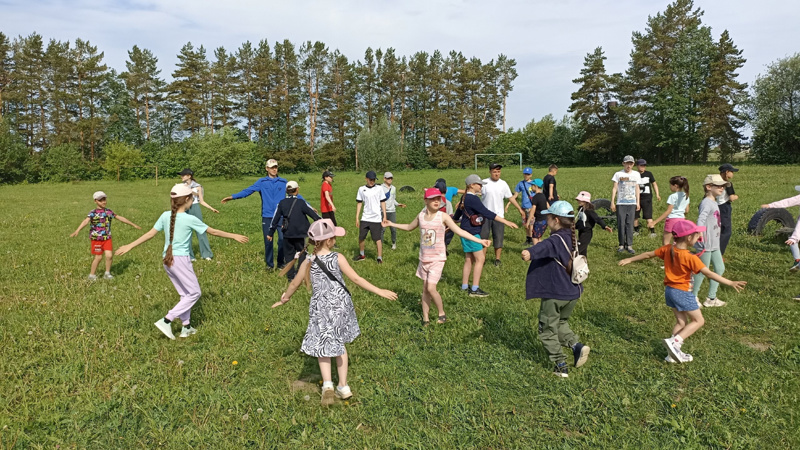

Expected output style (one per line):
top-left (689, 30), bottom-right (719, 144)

top-left (1, 0), bottom-right (798, 184)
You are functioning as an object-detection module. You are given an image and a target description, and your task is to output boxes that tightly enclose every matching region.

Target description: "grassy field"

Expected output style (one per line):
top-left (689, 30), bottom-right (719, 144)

top-left (1, 165), bottom-right (799, 448)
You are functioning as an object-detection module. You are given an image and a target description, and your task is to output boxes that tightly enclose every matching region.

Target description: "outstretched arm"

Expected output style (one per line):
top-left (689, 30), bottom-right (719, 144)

top-left (496, 216), bottom-right (519, 229)
top-left (652, 204), bottom-right (673, 226)
top-left (618, 251), bottom-right (656, 266)
top-left (115, 228), bottom-right (159, 256)
top-left (206, 227), bottom-right (249, 244)
top-left (337, 254), bottom-right (397, 300)
top-left (383, 216), bottom-right (419, 231)
top-left (70, 218), bottom-right (91, 237)
top-left (115, 215), bottom-right (142, 229)
top-left (197, 187), bottom-right (220, 213)
top-left (272, 258), bottom-right (311, 307)
top-left (700, 267), bottom-right (747, 292)
top-left (443, 215), bottom-right (491, 246)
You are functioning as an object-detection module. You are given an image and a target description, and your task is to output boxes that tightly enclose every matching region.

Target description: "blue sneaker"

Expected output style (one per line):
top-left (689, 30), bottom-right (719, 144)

top-left (553, 362), bottom-right (569, 378)
top-left (790, 260), bottom-right (800, 273)
top-left (572, 343), bottom-right (590, 368)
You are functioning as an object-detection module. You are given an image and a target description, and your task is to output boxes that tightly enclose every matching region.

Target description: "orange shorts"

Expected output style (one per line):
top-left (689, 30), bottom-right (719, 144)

top-left (91, 239), bottom-right (112, 255)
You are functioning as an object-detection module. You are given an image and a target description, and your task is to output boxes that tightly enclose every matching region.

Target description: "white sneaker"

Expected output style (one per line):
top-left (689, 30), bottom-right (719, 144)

top-left (191, 258), bottom-right (197, 262)
top-left (392, 244), bottom-right (397, 250)
top-left (154, 318), bottom-right (175, 340)
top-left (204, 257), bottom-right (212, 261)
top-left (696, 296), bottom-right (703, 309)
top-left (321, 386), bottom-right (335, 406)
top-left (665, 353), bottom-right (693, 363)
top-left (103, 273), bottom-right (114, 280)
top-left (179, 326), bottom-right (197, 338)
top-left (650, 233), bottom-right (657, 238)
top-left (335, 385), bottom-right (353, 400)
top-left (88, 274), bottom-right (98, 281)
top-left (703, 297), bottom-right (727, 307)
top-left (662, 338), bottom-right (686, 363)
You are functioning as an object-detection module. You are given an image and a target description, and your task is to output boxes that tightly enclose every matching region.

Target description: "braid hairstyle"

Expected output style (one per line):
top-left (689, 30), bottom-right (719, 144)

top-left (163, 194), bottom-right (193, 267)
top-left (554, 214), bottom-right (577, 271)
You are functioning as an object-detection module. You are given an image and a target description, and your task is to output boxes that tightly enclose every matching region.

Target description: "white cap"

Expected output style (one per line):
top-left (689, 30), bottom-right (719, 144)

top-left (623, 155), bottom-right (635, 163)
top-left (93, 191), bottom-right (107, 200)
top-left (170, 184), bottom-right (193, 198)
top-left (266, 158), bottom-right (278, 168)
top-left (286, 180), bottom-right (299, 190)
top-left (384, 172), bottom-right (393, 179)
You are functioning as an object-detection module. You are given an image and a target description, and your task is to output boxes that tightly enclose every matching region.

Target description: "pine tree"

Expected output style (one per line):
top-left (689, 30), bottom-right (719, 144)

top-left (121, 45), bottom-right (164, 141)
top-left (273, 39), bottom-right (303, 150)
top-left (73, 38), bottom-right (108, 160)
top-left (211, 46), bottom-right (238, 130)
top-left (0, 32), bottom-right (12, 119)
top-left (358, 48), bottom-right (379, 130)
top-left (11, 33), bottom-right (47, 151)
top-left (300, 40), bottom-right (328, 155)
top-left (234, 41), bottom-right (256, 140)
top-left (44, 38), bottom-right (76, 147)
top-left (170, 42), bottom-right (210, 134)
top-left (569, 47), bottom-right (622, 157)
top-left (318, 49), bottom-right (359, 166)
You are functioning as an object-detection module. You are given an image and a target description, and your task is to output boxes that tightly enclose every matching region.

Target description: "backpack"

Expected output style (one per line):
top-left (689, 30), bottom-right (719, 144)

top-left (554, 234), bottom-right (589, 284)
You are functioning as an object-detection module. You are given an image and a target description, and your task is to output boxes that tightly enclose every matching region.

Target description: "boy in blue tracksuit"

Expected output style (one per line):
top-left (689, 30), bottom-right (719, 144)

top-left (221, 158), bottom-right (288, 269)
top-left (521, 200), bottom-right (589, 378)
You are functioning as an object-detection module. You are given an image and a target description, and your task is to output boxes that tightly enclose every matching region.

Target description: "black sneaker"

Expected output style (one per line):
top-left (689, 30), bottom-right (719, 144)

top-left (626, 247), bottom-right (636, 254)
top-left (494, 259), bottom-right (501, 267)
top-left (376, 258), bottom-right (383, 264)
top-left (469, 288), bottom-right (489, 297)
top-left (572, 343), bottom-right (590, 368)
top-left (525, 238), bottom-right (533, 245)
top-left (793, 293), bottom-right (800, 301)
top-left (553, 362), bottom-right (569, 378)
top-left (353, 255), bottom-right (366, 262)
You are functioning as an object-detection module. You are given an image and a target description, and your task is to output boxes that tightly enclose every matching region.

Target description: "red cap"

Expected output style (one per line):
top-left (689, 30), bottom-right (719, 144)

top-left (424, 187), bottom-right (444, 199)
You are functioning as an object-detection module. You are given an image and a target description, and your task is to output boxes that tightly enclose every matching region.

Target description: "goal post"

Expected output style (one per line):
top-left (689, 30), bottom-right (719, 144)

top-left (474, 153), bottom-right (522, 171)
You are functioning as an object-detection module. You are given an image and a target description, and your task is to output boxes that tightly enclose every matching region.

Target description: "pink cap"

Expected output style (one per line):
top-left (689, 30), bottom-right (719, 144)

top-left (170, 183), bottom-right (193, 198)
top-left (308, 218), bottom-right (346, 241)
top-left (424, 187), bottom-right (444, 199)
top-left (575, 191), bottom-right (592, 202)
top-left (671, 219), bottom-right (706, 237)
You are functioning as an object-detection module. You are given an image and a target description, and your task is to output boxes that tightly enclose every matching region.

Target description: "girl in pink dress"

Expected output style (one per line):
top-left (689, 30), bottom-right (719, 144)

top-left (384, 188), bottom-right (491, 325)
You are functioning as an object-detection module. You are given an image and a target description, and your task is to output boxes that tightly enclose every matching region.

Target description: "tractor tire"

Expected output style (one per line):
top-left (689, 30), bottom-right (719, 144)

top-left (591, 198), bottom-right (616, 225)
top-left (399, 185), bottom-right (415, 193)
top-left (747, 208), bottom-right (796, 236)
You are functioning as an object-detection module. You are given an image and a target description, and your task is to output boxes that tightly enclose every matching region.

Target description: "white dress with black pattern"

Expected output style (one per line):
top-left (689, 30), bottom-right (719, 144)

top-left (300, 252), bottom-right (360, 357)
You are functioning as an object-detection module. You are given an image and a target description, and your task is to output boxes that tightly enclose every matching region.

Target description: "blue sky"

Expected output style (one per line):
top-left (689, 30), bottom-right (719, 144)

top-left (2, 0), bottom-right (798, 130)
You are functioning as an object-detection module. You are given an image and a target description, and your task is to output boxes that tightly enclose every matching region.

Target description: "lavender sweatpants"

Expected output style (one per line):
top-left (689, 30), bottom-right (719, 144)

top-left (164, 256), bottom-right (201, 325)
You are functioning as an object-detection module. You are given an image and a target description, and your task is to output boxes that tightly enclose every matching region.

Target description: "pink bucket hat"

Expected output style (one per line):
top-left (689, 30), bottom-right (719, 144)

top-left (308, 219), bottom-right (346, 241)
top-left (671, 219), bottom-right (706, 238)
top-left (575, 191), bottom-right (592, 202)
top-left (424, 187), bottom-right (444, 200)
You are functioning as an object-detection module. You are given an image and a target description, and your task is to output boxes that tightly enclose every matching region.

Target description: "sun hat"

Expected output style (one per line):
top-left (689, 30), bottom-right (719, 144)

top-left (178, 168), bottom-right (194, 176)
top-left (718, 163), bottom-right (739, 173)
top-left (366, 170), bottom-right (377, 180)
top-left (671, 219), bottom-right (706, 238)
top-left (703, 174), bottom-right (731, 187)
top-left (384, 172), bottom-right (393, 179)
top-left (308, 218), bottom-right (346, 241)
top-left (541, 200), bottom-right (575, 218)
top-left (465, 174), bottom-right (487, 186)
top-left (322, 170), bottom-right (334, 179)
top-left (636, 159), bottom-right (647, 166)
top-left (532, 178), bottom-right (544, 187)
top-left (424, 187), bottom-right (444, 200)
top-left (266, 159), bottom-right (278, 168)
top-left (93, 191), bottom-right (107, 200)
top-left (170, 184), bottom-right (193, 198)
top-left (286, 180), bottom-right (299, 190)
top-left (623, 155), bottom-right (635, 163)
top-left (523, 167), bottom-right (533, 175)
top-left (575, 191), bottom-right (592, 202)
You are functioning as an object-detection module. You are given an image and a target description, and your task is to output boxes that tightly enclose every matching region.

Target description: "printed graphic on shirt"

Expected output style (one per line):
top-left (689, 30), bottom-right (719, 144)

top-left (638, 176), bottom-right (651, 195)
top-left (87, 208), bottom-right (116, 241)
top-left (618, 178), bottom-right (638, 205)
top-left (422, 229), bottom-right (437, 248)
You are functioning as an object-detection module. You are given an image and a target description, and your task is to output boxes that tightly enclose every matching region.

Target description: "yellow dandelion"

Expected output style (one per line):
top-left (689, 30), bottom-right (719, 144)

top-left (741, 408), bottom-right (746, 412)
top-left (671, 404), bottom-right (676, 408)
top-left (232, 361), bottom-right (238, 365)
top-left (344, 401), bottom-right (350, 406)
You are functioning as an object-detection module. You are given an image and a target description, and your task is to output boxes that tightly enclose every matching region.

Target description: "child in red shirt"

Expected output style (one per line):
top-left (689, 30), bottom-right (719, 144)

top-left (619, 219), bottom-right (746, 363)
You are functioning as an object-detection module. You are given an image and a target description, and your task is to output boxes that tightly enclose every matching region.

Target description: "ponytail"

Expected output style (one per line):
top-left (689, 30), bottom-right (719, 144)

top-left (670, 176), bottom-right (690, 199)
top-left (163, 194), bottom-right (192, 267)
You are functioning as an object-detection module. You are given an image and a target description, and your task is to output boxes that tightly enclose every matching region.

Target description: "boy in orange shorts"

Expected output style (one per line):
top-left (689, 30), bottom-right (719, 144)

top-left (70, 191), bottom-right (141, 280)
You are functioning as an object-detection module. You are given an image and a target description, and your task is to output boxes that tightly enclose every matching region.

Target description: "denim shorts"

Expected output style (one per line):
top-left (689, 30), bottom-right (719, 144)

top-left (664, 286), bottom-right (699, 311)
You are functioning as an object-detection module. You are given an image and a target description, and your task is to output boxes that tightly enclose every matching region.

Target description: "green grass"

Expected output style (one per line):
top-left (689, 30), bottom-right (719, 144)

top-left (1, 166), bottom-right (799, 448)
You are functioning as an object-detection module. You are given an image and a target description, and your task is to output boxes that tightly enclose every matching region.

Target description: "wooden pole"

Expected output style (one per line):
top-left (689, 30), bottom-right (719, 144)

top-left (117, 167), bottom-right (120, 182)
top-left (155, 165), bottom-right (158, 186)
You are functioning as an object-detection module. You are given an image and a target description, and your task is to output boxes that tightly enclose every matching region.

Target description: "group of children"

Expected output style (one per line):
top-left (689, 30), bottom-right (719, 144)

top-left (69, 162), bottom-right (768, 406)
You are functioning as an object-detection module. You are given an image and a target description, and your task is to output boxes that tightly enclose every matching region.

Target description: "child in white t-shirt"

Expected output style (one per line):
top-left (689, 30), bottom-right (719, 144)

top-left (481, 163), bottom-right (524, 266)
top-left (355, 171), bottom-right (388, 263)
top-left (652, 176), bottom-right (690, 246)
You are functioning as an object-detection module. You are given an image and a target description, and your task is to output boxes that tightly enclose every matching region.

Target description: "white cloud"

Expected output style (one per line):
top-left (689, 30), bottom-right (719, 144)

top-left (2, 0), bottom-right (798, 129)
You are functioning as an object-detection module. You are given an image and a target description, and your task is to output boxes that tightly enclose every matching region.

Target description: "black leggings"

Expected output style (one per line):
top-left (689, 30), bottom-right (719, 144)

top-left (578, 230), bottom-right (592, 257)
top-left (284, 237), bottom-right (307, 279)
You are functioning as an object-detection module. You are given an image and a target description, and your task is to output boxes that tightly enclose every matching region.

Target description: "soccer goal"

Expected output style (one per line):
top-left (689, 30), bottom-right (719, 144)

top-left (474, 153), bottom-right (522, 171)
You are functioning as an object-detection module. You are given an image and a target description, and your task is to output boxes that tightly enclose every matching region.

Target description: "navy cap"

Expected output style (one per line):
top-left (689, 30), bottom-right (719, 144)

top-left (636, 159), bottom-right (647, 166)
top-left (366, 170), bottom-right (377, 180)
top-left (718, 163), bottom-right (739, 173)
top-left (179, 168), bottom-right (193, 176)
top-left (322, 170), bottom-right (335, 178)
top-left (489, 163), bottom-right (503, 170)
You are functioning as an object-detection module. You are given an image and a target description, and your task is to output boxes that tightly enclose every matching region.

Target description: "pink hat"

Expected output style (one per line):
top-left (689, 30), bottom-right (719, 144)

top-left (671, 219), bottom-right (706, 238)
top-left (575, 191), bottom-right (592, 202)
top-left (424, 187), bottom-right (444, 200)
top-left (308, 219), bottom-right (346, 241)
top-left (170, 184), bottom-right (193, 198)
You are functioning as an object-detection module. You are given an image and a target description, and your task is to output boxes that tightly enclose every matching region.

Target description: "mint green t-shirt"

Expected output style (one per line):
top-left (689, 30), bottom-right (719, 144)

top-left (153, 211), bottom-right (209, 257)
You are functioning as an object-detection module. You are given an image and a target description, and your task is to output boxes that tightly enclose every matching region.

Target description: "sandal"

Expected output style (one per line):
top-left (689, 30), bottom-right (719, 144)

top-left (437, 315), bottom-right (448, 324)
top-left (422, 320), bottom-right (431, 327)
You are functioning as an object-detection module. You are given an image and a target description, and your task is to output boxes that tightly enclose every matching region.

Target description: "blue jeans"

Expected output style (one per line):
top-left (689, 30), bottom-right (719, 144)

top-left (261, 218), bottom-right (285, 268)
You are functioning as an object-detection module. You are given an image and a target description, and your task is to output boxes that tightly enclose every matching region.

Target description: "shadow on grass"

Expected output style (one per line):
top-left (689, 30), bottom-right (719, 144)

top-left (584, 308), bottom-right (650, 346)
top-left (110, 259), bottom-right (134, 276)
top-left (471, 306), bottom-right (549, 367)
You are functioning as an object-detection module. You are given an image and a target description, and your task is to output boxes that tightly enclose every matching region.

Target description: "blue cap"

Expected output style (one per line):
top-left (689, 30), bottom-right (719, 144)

top-left (533, 178), bottom-right (543, 187)
top-left (523, 167), bottom-right (532, 175)
top-left (366, 170), bottom-right (377, 180)
top-left (541, 200), bottom-right (575, 218)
